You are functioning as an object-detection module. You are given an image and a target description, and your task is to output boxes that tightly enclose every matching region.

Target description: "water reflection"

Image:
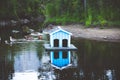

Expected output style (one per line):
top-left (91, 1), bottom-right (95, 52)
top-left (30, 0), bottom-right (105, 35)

top-left (11, 42), bottom-right (42, 80)
top-left (12, 72), bottom-right (39, 80)
top-left (0, 38), bottom-right (120, 80)
top-left (14, 48), bottom-right (40, 72)
top-left (38, 51), bottom-right (56, 80)
top-left (0, 44), bottom-right (14, 80)
top-left (73, 38), bottom-right (120, 80)
top-left (38, 50), bottom-right (78, 80)
top-left (105, 69), bottom-right (115, 80)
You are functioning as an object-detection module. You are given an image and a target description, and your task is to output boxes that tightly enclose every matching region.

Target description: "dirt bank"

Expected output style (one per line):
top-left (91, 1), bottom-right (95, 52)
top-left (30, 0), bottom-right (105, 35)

top-left (61, 24), bottom-right (120, 42)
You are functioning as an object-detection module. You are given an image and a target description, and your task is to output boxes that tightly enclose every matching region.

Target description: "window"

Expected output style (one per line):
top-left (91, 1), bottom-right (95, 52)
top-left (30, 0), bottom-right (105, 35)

top-left (62, 51), bottom-right (68, 58)
top-left (54, 51), bottom-right (59, 59)
top-left (62, 39), bottom-right (68, 47)
top-left (54, 39), bottom-right (59, 47)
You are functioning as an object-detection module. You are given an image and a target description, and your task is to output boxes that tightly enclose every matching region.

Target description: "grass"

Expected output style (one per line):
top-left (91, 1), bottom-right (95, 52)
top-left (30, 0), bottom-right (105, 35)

top-left (44, 15), bottom-right (120, 28)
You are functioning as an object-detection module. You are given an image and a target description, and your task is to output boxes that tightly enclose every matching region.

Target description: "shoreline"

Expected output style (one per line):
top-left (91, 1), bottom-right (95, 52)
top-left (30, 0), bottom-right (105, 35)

top-left (61, 24), bottom-right (120, 42)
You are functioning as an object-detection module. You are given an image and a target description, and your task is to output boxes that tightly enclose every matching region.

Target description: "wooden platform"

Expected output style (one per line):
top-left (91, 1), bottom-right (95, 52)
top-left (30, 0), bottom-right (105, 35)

top-left (43, 44), bottom-right (77, 51)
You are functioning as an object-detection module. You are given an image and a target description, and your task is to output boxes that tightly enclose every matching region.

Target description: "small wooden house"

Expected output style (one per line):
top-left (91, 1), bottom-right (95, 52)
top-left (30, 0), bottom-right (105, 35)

top-left (49, 26), bottom-right (72, 47)
top-left (44, 26), bottom-right (77, 69)
top-left (44, 27), bottom-right (77, 51)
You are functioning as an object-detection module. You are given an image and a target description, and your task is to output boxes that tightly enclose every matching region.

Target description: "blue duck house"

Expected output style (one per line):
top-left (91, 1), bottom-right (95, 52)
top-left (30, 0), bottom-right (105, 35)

top-left (44, 26), bottom-right (77, 70)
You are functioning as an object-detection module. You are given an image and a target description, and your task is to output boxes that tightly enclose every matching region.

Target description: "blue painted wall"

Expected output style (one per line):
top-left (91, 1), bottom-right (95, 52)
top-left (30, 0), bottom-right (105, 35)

top-left (50, 28), bottom-right (71, 47)
top-left (50, 51), bottom-right (71, 68)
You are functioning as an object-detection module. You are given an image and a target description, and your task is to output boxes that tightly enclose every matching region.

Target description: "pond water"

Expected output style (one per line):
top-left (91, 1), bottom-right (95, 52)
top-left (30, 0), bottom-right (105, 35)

top-left (0, 38), bottom-right (120, 80)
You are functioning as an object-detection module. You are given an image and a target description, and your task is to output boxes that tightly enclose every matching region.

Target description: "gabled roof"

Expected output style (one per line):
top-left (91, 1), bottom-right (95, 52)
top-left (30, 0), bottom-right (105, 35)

top-left (49, 26), bottom-right (72, 35)
top-left (51, 64), bottom-right (72, 70)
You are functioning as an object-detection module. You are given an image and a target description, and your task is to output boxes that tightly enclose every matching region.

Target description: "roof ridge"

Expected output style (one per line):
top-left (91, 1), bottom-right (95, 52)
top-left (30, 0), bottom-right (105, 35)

top-left (49, 26), bottom-right (72, 35)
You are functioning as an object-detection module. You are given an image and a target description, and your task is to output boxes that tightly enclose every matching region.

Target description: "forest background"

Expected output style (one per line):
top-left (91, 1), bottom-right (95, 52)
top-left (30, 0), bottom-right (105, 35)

top-left (0, 0), bottom-right (120, 28)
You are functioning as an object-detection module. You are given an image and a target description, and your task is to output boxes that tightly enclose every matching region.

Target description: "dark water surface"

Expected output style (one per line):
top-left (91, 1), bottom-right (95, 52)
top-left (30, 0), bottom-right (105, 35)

top-left (0, 38), bottom-right (120, 80)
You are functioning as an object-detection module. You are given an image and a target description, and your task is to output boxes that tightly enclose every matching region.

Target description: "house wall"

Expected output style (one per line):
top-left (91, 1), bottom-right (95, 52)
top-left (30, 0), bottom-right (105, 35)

top-left (50, 31), bottom-right (71, 47)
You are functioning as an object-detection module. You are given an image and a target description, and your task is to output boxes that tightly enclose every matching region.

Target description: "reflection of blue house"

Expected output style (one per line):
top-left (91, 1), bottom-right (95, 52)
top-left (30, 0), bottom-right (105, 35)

top-left (44, 26), bottom-right (77, 69)
top-left (51, 51), bottom-right (71, 69)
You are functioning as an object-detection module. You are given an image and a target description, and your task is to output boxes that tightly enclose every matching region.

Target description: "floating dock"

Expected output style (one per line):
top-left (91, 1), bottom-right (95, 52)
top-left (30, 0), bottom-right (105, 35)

top-left (43, 44), bottom-right (77, 51)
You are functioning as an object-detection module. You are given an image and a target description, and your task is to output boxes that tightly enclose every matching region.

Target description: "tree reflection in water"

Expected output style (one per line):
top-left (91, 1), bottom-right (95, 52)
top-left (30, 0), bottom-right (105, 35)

top-left (0, 38), bottom-right (120, 80)
top-left (0, 44), bottom-right (14, 80)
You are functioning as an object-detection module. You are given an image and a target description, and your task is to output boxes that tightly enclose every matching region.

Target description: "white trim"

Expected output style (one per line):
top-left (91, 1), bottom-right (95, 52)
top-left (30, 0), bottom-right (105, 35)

top-left (51, 64), bottom-right (72, 70)
top-left (68, 51), bottom-right (71, 64)
top-left (50, 35), bottom-right (53, 47)
top-left (50, 51), bottom-right (53, 63)
top-left (68, 35), bottom-right (71, 47)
